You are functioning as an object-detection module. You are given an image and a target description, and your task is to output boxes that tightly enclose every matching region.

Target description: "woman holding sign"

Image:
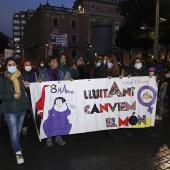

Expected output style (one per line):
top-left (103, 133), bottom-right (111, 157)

top-left (127, 56), bottom-right (157, 137)
top-left (101, 54), bottom-right (121, 139)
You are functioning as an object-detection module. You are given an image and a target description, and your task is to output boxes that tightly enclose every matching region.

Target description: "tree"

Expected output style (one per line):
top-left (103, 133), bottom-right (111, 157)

top-left (115, 0), bottom-right (170, 57)
top-left (0, 32), bottom-right (9, 55)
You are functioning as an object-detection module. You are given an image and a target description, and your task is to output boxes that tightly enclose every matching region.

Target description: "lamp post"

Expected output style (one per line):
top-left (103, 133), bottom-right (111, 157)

top-left (154, 0), bottom-right (159, 60)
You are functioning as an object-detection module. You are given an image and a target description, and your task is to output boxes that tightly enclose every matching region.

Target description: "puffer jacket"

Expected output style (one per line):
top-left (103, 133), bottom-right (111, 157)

top-left (0, 75), bottom-right (29, 113)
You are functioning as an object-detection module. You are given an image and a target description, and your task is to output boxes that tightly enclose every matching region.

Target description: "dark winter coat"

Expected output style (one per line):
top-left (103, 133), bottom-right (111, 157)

top-left (0, 75), bottom-right (29, 113)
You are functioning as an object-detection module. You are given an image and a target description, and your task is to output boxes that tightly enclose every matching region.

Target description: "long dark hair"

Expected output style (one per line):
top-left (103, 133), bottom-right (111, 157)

top-left (59, 53), bottom-right (72, 67)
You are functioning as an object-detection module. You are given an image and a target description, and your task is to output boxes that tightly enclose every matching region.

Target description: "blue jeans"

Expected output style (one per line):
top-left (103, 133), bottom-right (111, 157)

top-left (4, 111), bottom-right (26, 153)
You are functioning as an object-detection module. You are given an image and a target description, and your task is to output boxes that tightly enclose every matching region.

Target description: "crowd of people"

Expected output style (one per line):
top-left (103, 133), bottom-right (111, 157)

top-left (0, 52), bottom-right (170, 165)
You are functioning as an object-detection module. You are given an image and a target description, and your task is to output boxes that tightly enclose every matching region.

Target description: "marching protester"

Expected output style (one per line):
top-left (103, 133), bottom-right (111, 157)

top-left (127, 57), bottom-right (157, 137)
top-left (19, 59), bottom-right (38, 135)
top-left (0, 56), bottom-right (30, 164)
top-left (38, 55), bottom-right (72, 147)
top-left (101, 54), bottom-right (122, 139)
top-left (90, 58), bottom-right (104, 78)
top-left (37, 60), bottom-right (46, 76)
top-left (59, 53), bottom-right (80, 80)
top-left (155, 69), bottom-right (168, 120)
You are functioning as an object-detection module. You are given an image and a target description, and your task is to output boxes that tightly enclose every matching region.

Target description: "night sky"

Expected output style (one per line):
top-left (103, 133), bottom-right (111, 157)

top-left (0, 0), bottom-right (75, 37)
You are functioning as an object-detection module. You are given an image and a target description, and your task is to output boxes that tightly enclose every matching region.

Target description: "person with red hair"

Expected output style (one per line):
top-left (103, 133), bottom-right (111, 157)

top-left (19, 59), bottom-right (38, 135)
top-left (19, 59), bottom-right (37, 83)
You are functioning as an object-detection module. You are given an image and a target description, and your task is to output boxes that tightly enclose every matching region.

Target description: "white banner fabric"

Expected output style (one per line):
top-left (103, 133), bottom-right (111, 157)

top-left (29, 77), bottom-right (158, 140)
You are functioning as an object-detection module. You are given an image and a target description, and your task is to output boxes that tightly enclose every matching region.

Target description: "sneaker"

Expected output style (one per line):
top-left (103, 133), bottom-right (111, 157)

top-left (46, 137), bottom-right (53, 147)
top-left (155, 115), bottom-right (162, 120)
top-left (55, 136), bottom-right (66, 146)
top-left (16, 154), bottom-right (24, 164)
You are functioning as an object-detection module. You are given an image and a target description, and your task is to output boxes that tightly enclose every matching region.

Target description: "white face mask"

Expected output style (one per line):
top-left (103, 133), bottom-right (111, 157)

top-left (134, 63), bottom-right (142, 69)
top-left (103, 60), bottom-right (107, 65)
top-left (149, 72), bottom-right (155, 76)
top-left (40, 64), bottom-right (44, 67)
top-left (25, 66), bottom-right (32, 72)
top-left (96, 62), bottom-right (101, 67)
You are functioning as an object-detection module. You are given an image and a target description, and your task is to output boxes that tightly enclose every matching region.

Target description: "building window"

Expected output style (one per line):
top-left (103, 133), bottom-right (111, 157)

top-left (15, 14), bottom-right (19, 17)
top-left (13, 26), bottom-right (20, 30)
top-left (21, 15), bottom-right (25, 18)
top-left (72, 20), bottom-right (77, 28)
top-left (14, 32), bottom-right (20, 36)
top-left (53, 18), bottom-right (59, 26)
top-left (71, 35), bottom-right (77, 44)
top-left (71, 50), bottom-right (77, 58)
top-left (21, 20), bottom-right (26, 24)
top-left (14, 38), bottom-right (20, 42)
top-left (13, 20), bottom-right (20, 24)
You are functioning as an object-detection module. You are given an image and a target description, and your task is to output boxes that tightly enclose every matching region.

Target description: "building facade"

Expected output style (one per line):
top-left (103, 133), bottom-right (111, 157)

top-left (13, 10), bottom-right (35, 58)
top-left (24, 0), bottom-right (123, 61)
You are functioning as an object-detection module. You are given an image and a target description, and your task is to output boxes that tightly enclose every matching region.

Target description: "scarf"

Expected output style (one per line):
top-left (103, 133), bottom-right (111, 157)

top-left (7, 69), bottom-right (21, 94)
top-left (47, 68), bottom-right (61, 81)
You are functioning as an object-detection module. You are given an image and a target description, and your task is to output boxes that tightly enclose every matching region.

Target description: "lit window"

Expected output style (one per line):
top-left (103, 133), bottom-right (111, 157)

top-left (14, 26), bottom-right (20, 30)
top-left (13, 20), bottom-right (20, 24)
top-left (21, 20), bottom-right (26, 24)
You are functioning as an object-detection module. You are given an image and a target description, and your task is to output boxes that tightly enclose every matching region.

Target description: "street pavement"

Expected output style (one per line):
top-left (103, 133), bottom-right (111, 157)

top-left (0, 114), bottom-right (170, 170)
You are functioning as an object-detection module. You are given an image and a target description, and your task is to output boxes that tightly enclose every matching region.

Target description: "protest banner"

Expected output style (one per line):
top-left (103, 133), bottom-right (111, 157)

top-left (29, 77), bottom-right (157, 140)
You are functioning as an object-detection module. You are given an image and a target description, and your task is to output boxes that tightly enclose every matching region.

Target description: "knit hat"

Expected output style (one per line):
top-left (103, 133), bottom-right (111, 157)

top-left (148, 67), bottom-right (155, 72)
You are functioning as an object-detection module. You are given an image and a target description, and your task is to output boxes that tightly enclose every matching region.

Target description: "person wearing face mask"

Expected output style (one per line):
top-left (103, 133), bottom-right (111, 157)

top-left (20, 59), bottom-right (37, 83)
top-left (100, 54), bottom-right (121, 139)
top-left (59, 53), bottom-right (79, 80)
top-left (90, 58), bottom-right (104, 78)
top-left (127, 57), bottom-right (157, 138)
top-left (0, 57), bottom-right (30, 164)
top-left (37, 60), bottom-right (46, 76)
top-left (37, 55), bottom-right (67, 147)
top-left (19, 59), bottom-right (38, 135)
top-left (127, 57), bottom-right (148, 77)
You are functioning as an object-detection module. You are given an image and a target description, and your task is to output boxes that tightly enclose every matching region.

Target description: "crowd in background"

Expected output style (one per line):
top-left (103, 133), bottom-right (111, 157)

top-left (0, 52), bottom-right (170, 164)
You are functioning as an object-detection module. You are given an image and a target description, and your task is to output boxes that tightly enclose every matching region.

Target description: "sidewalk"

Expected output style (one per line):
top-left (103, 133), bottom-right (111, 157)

top-left (0, 116), bottom-right (170, 170)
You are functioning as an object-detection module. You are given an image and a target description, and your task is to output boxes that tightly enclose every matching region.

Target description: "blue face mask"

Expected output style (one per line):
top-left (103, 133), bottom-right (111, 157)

top-left (8, 66), bottom-right (17, 73)
top-left (134, 63), bottom-right (142, 69)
